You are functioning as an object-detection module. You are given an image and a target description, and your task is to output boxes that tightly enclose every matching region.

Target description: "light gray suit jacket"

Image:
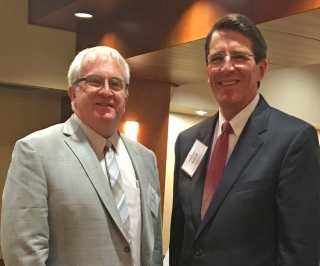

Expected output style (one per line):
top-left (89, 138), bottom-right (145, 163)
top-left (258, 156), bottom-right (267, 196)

top-left (1, 116), bottom-right (163, 266)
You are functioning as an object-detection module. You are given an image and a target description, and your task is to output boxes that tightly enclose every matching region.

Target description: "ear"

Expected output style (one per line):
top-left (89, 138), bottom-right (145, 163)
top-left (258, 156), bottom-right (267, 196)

top-left (206, 66), bottom-right (210, 82)
top-left (124, 90), bottom-right (129, 105)
top-left (67, 85), bottom-right (77, 109)
top-left (257, 59), bottom-right (268, 81)
top-left (206, 63), bottom-right (213, 83)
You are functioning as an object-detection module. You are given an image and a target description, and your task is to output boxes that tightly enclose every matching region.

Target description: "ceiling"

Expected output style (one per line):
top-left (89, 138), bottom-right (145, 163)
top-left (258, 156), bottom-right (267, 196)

top-left (28, 1), bottom-right (320, 87)
top-left (126, 8), bottom-right (320, 86)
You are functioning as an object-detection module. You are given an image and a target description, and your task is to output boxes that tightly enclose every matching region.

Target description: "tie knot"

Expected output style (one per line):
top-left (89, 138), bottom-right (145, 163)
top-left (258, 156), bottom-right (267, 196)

top-left (106, 140), bottom-right (112, 148)
top-left (105, 140), bottom-right (113, 154)
top-left (221, 121), bottom-right (232, 133)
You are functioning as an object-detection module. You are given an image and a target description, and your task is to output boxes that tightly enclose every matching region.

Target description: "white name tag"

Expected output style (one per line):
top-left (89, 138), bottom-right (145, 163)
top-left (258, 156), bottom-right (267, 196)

top-left (181, 139), bottom-right (208, 177)
top-left (147, 184), bottom-right (160, 219)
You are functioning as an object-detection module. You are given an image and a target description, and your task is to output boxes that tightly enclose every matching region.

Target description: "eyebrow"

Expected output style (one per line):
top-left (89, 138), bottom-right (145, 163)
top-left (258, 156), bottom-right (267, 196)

top-left (209, 49), bottom-right (251, 56)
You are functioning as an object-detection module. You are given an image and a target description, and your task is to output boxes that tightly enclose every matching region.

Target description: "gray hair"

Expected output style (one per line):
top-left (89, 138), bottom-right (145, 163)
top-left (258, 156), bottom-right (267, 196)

top-left (67, 46), bottom-right (130, 88)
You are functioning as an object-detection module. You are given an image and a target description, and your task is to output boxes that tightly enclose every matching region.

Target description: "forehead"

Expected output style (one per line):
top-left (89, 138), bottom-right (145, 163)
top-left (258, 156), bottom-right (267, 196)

top-left (81, 53), bottom-right (116, 68)
top-left (209, 30), bottom-right (253, 53)
top-left (80, 53), bottom-right (124, 76)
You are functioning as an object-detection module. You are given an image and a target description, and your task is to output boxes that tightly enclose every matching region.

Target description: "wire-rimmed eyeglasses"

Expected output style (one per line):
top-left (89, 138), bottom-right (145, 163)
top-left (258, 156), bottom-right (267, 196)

top-left (207, 52), bottom-right (256, 67)
top-left (73, 75), bottom-right (128, 92)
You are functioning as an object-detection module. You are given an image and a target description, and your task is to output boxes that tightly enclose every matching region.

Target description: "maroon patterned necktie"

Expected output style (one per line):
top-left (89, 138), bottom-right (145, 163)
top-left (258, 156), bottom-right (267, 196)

top-left (201, 121), bottom-right (232, 220)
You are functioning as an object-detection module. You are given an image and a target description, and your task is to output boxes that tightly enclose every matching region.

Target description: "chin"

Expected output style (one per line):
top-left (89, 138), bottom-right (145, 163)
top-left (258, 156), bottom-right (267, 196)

top-left (98, 115), bottom-right (116, 122)
top-left (94, 110), bottom-right (115, 119)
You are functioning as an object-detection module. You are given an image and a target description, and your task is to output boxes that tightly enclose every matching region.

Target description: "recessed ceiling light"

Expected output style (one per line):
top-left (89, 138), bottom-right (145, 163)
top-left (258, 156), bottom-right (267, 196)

top-left (195, 110), bottom-right (207, 116)
top-left (75, 13), bottom-right (93, 18)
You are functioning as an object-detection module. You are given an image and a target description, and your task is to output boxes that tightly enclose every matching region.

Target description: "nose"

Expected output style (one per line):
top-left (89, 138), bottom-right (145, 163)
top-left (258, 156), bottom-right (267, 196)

top-left (220, 55), bottom-right (235, 72)
top-left (99, 81), bottom-right (113, 95)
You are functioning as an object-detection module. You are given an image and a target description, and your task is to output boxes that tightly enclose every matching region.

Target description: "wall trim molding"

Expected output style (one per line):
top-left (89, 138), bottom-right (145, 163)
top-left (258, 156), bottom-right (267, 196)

top-left (0, 81), bottom-right (67, 96)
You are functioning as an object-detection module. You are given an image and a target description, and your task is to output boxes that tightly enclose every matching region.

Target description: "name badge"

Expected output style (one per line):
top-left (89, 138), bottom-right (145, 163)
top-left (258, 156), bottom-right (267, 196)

top-left (147, 184), bottom-right (160, 219)
top-left (181, 139), bottom-right (208, 177)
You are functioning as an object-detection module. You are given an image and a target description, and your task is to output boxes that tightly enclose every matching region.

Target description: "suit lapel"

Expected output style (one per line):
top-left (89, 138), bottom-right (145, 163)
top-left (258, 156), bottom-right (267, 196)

top-left (121, 134), bottom-right (154, 264)
top-left (197, 96), bottom-right (270, 236)
top-left (63, 117), bottom-right (130, 241)
top-left (190, 115), bottom-right (218, 228)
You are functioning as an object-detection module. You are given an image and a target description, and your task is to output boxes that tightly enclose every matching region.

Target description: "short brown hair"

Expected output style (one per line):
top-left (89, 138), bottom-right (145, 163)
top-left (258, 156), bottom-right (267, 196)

top-left (205, 13), bottom-right (267, 64)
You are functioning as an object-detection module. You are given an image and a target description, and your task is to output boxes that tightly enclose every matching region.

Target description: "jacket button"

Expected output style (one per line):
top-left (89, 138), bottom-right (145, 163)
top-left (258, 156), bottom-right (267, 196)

top-left (124, 247), bottom-right (131, 253)
top-left (195, 249), bottom-right (203, 256)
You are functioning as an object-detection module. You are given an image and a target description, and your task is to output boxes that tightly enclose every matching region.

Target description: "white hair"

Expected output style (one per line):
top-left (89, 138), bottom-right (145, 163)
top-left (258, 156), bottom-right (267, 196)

top-left (67, 46), bottom-right (130, 88)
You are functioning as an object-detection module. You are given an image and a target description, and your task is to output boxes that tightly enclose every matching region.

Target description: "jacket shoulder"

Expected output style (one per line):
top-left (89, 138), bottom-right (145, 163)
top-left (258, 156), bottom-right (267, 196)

top-left (19, 123), bottom-right (64, 144)
top-left (269, 107), bottom-right (315, 133)
top-left (179, 115), bottom-right (217, 139)
top-left (120, 133), bottom-right (155, 156)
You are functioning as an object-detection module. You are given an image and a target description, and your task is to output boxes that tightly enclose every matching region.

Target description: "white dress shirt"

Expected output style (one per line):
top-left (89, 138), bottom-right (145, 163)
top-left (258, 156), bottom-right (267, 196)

top-left (74, 114), bottom-right (141, 266)
top-left (212, 93), bottom-right (260, 164)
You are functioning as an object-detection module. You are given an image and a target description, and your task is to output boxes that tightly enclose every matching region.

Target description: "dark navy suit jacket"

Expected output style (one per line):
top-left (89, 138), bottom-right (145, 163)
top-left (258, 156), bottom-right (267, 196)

top-left (170, 95), bottom-right (320, 266)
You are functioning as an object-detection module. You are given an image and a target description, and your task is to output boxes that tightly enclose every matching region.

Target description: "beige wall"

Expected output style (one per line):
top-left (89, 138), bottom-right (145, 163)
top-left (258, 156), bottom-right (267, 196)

top-left (260, 63), bottom-right (320, 124)
top-left (0, 88), bottom-right (63, 258)
top-left (0, 0), bottom-right (75, 90)
top-left (0, 0), bottom-right (75, 260)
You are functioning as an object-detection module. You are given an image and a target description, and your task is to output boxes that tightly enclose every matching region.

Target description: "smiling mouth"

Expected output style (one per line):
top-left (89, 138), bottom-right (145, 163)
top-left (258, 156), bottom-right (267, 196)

top-left (219, 80), bottom-right (239, 86)
top-left (96, 103), bottom-right (113, 107)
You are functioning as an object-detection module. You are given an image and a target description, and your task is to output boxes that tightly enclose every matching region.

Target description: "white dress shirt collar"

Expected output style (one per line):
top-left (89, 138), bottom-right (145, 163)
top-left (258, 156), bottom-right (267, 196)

top-left (218, 93), bottom-right (260, 136)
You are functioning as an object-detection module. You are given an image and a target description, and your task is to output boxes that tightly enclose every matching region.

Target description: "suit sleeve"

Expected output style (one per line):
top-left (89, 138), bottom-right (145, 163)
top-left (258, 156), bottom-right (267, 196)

top-left (1, 139), bottom-right (49, 266)
top-left (151, 152), bottom-right (164, 266)
top-left (277, 124), bottom-right (320, 265)
top-left (169, 133), bottom-right (185, 265)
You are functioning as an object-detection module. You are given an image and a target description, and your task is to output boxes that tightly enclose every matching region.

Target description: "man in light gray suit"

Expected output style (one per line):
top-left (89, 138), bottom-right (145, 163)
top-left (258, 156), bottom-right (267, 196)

top-left (1, 46), bottom-right (163, 266)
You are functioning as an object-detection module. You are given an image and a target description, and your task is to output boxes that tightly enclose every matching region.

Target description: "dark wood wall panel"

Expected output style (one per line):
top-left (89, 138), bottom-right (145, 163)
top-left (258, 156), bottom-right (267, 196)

top-left (76, 1), bottom-right (196, 57)
top-left (29, 0), bottom-right (320, 54)
top-left (76, 0), bottom-right (253, 58)
top-left (61, 95), bottom-right (73, 123)
top-left (28, 0), bottom-right (76, 24)
top-left (74, 0), bottom-right (320, 57)
top-left (118, 78), bottom-right (171, 211)
top-left (160, 0), bottom-right (252, 49)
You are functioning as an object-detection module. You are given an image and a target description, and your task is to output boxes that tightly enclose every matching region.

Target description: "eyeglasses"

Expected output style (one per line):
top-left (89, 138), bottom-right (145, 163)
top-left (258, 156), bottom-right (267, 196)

top-left (207, 52), bottom-right (256, 67)
top-left (73, 75), bottom-right (128, 92)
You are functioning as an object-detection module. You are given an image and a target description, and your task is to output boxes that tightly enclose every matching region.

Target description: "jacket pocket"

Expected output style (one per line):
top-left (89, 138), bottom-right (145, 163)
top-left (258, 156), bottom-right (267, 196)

top-left (234, 178), bottom-right (274, 192)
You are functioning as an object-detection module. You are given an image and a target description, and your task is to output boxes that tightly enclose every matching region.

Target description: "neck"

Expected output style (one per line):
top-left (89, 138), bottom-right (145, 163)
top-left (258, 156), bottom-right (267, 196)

top-left (220, 108), bottom-right (240, 121)
top-left (220, 92), bottom-right (258, 121)
top-left (99, 127), bottom-right (117, 139)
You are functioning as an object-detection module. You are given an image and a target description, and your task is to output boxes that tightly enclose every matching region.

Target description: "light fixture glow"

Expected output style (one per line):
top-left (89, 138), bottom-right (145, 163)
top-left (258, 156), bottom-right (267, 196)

top-left (124, 121), bottom-right (139, 141)
top-left (195, 110), bottom-right (207, 116)
top-left (75, 13), bottom-right (93, 18)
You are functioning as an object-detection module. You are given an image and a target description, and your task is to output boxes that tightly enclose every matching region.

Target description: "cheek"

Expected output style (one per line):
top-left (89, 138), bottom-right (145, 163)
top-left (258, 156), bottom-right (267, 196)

top-left (76, 96), bottom-right (93, 112)
top-left (117, 94), bottom-right (128, 105)
top-left (207, 68), bottom-right (219, 82)
top-left (207, 66), bottom-right (214, 79)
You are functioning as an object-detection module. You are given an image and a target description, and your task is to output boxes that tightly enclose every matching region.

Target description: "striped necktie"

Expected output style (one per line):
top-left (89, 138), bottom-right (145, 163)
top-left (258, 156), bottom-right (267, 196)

top-left (105, 141), bottom-right (131, 237)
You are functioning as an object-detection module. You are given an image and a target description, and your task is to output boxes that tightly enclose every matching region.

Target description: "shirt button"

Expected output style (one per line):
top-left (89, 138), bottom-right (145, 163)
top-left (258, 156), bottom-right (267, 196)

top-left (195, 249), bottom-right (203, 256)
top-left (124, 246), bottom-right (131, 253)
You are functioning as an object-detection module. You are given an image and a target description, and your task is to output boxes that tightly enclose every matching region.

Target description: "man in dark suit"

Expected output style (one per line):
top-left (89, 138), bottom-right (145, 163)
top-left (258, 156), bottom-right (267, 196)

top-left (169, 13), bottom-right (320, 266)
